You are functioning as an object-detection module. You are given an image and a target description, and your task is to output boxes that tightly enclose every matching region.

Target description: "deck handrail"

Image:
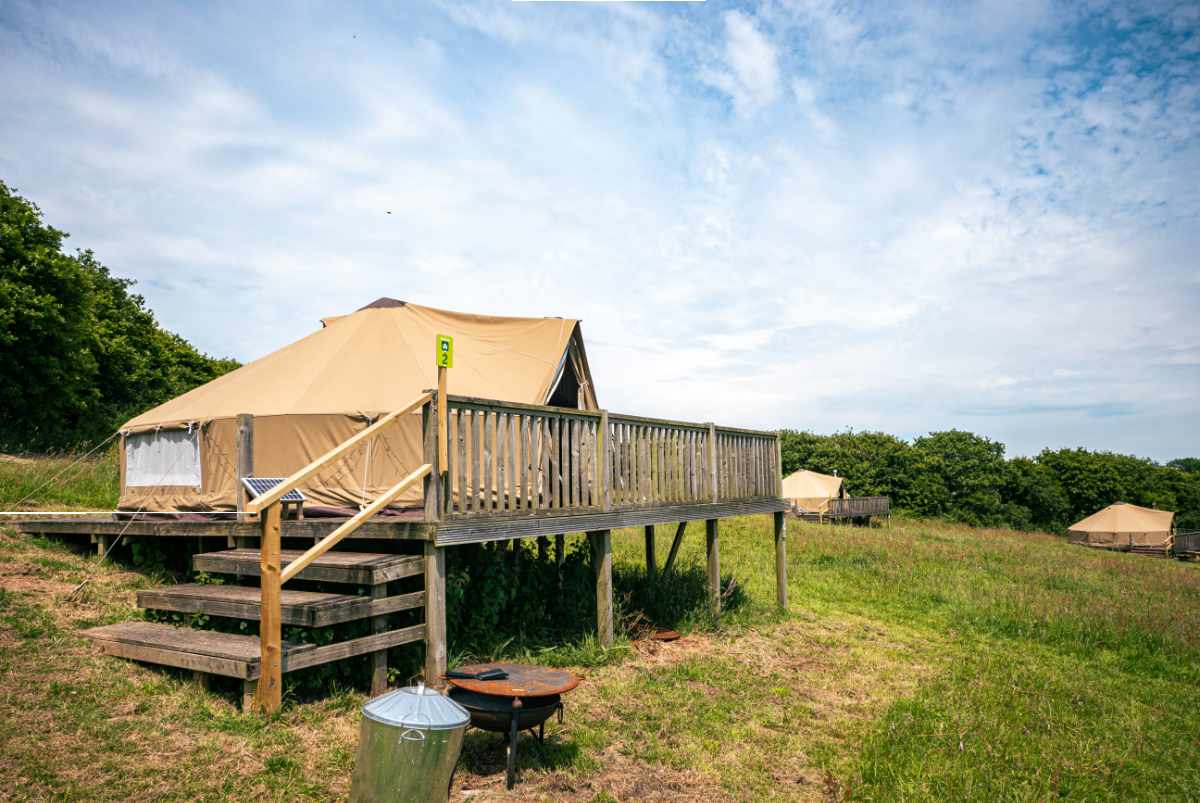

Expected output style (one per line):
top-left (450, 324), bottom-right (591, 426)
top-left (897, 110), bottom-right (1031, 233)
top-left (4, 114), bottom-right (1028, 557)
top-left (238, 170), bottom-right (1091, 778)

top-left (249, 390), bottom-right (432, 714)
top-left (279, 464), bottom-right (431, 584)
top-left (245, 392), bottom-right (432, 514)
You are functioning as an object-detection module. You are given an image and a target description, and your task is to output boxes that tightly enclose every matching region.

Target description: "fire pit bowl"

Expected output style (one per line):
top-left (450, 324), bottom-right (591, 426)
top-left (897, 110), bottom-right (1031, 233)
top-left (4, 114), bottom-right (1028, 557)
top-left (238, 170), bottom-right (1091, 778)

top-left (448, 688), bottom-right (562, 733)
top-left (445, 663), bottom-right (580, 789)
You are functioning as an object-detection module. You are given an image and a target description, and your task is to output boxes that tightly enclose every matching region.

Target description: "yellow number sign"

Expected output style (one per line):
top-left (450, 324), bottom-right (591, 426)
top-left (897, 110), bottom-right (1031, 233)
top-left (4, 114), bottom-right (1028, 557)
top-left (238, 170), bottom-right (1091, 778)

top-left (436, 334), bottom-right (454, 368)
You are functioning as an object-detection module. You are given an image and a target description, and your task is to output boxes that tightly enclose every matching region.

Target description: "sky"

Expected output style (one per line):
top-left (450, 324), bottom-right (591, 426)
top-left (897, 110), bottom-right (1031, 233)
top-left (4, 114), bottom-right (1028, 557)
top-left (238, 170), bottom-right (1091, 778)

top-left (1, 0), bottom-right (1198, 461)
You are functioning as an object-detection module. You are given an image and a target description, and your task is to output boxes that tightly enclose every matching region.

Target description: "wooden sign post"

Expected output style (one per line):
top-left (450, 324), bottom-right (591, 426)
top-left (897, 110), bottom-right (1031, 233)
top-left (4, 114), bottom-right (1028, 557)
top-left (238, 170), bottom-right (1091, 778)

top-left (435, 334), bottom-right (452, 509)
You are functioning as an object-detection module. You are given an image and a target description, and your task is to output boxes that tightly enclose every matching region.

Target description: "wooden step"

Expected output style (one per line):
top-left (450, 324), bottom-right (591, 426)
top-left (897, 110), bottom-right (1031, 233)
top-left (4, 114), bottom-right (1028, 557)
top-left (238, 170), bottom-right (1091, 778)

top-left (82, 620), bottom-right (425, 679)
top-left (81, 621), bottom-right (311, 679)
top-left (193, 549), bottom-right (422, 585)
top-left (138, 584), bottom-right (424, 627)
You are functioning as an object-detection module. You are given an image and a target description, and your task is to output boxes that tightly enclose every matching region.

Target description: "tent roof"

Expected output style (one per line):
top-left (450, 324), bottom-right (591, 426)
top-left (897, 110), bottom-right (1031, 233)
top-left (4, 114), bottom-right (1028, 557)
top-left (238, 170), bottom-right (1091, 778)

top-left (1068, 502), bottom-right (1174, 533)
top-left (781, 469), bottom-right (844, 500)
top-left (123, 300), bottom-right (596, 430)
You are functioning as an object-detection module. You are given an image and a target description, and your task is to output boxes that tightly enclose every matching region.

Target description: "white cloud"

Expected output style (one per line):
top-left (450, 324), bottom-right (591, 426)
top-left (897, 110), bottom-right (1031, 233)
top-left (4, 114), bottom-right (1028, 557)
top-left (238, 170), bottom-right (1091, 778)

top-left (705, 11), bottom-right (780, 118)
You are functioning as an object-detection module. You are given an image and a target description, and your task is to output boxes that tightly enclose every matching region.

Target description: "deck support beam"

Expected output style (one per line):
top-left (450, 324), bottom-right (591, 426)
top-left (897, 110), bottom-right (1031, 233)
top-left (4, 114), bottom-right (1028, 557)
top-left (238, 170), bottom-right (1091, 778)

top-left (773, 511), bottom-right (787, 612)
top-left (706, 519), bottom-right (720, 616)
top-left (256, 503), bottom-right (283, 715)
top-left (554, 534), bottom-right (565, 592)
top-left (661, 521), bottom-right (687, 578)
top-left (423, 541), bottom-right (447, 684)
top-left (370, 584), bottom-right (389, 696)
top-left (589, 530), bottom-right (613, 647)
top-left (643, 525), bottom-right (656, 579)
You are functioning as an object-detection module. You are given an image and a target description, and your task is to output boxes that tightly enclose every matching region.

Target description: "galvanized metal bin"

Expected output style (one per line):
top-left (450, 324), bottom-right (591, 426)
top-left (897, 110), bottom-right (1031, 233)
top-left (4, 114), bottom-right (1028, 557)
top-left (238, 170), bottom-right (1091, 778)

top-left (349, 684), bottom-right (470, 803)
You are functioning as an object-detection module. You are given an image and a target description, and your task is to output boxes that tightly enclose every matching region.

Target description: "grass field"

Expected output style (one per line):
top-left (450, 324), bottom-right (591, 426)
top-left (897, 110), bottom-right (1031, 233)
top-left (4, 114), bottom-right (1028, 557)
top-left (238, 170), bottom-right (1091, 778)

top-left (1, 457), bottom-right (1199, 800)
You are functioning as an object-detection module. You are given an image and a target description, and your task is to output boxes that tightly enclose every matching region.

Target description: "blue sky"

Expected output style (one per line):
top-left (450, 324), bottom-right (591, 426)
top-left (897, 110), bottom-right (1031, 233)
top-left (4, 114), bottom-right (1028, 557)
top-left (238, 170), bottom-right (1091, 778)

top-left (1, 0), bottom-right (1197, 461)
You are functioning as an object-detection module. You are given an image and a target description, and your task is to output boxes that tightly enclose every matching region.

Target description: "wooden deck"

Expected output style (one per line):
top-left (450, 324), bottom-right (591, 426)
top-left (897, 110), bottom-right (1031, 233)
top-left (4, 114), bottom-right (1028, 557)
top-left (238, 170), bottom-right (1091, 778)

top-left (793, 495), bottom-right (890, 522)
top-left (10, 391), bottom-right (791, 714)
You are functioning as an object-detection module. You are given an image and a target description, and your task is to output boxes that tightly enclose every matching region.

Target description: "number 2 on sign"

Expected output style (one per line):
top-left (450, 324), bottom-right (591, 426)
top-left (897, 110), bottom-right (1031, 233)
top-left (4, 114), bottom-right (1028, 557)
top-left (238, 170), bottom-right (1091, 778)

top-left (436, 334), bottom-right (454, 369)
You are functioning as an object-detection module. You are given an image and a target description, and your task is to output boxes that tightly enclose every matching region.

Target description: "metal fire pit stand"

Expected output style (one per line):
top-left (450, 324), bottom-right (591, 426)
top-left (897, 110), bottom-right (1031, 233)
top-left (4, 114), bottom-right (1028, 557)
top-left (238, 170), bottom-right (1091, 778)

top-left (502, 696), bottom-right (565, 789)
top-left (445, 663), bottom-right (579, 790)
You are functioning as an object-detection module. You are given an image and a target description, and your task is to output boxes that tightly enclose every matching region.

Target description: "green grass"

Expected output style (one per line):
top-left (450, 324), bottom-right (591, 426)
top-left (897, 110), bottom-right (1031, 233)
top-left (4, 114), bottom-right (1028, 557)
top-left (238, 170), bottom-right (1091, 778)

top-left (0, 453), bottom-right (1198, 800)
top-left (0, 447), bottom-right (120, 511)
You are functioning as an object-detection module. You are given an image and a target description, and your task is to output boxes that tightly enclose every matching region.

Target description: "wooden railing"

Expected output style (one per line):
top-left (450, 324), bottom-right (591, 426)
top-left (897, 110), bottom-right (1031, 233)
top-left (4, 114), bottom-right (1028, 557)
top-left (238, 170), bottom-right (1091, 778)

top-left (440, 397), bottom-right (603, 517)
top-left (826, 496), bottom-right (891, 517)
top-left (438, 395), bottom-right (780, 519)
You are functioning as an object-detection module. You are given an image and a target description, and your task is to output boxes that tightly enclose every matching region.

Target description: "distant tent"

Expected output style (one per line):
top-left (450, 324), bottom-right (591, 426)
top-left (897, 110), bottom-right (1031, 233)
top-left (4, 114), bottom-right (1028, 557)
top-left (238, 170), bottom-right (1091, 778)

top-left (117, 299), bottom-right (598, 514)
top-left (781, 469), bottom-right (846, 514)
top-left (1067, 502), bottom-right (1175, 549)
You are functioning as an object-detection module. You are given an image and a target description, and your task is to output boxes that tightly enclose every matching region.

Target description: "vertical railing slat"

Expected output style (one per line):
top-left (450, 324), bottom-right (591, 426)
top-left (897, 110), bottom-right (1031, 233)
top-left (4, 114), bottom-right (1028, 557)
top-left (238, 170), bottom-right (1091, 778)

top-left (542, 417), bottom-right (549, 511)
top-left (484, 411), bottom-right (495, 513)
top-left (496, 413), bottom-right (506, 512)
top-left (457, 408), bottom-right (468, 514)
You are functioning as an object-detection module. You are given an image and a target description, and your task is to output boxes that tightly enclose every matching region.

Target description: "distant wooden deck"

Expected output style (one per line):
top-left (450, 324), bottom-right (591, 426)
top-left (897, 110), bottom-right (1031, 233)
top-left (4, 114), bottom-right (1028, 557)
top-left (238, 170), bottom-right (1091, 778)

top-left (793, 495), bottom-right (891, 523)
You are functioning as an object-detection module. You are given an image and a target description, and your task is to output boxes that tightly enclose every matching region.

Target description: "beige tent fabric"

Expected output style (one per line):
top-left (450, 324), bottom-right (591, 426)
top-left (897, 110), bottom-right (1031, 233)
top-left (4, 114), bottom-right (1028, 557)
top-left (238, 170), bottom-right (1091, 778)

top-left (781, 469), bottom-right (846, 514)
top-left (1067, 502), bottom-right (1175, 548)
top-left (118, 300), bottom-right (598, 512)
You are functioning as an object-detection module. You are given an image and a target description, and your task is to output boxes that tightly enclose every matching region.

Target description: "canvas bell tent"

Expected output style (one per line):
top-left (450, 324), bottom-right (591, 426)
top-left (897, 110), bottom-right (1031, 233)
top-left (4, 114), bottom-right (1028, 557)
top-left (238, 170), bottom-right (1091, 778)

top-left (118, 299), bottom-right (597, 514)
top-left (1066, 502), bottom-right (1175, 549)
top-left (781, 469), bottom-right (846, 514)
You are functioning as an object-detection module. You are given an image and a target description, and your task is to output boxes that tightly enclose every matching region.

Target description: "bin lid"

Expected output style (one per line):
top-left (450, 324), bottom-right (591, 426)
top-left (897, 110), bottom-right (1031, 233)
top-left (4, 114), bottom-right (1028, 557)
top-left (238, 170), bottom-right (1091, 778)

top-left (362, 684), bottom-right (470, 731)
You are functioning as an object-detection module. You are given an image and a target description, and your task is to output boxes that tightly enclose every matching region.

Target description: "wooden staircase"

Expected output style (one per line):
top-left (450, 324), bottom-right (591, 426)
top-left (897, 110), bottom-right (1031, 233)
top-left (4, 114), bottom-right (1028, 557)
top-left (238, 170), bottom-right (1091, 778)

top-left (82, 548), bottom-right (426, 709)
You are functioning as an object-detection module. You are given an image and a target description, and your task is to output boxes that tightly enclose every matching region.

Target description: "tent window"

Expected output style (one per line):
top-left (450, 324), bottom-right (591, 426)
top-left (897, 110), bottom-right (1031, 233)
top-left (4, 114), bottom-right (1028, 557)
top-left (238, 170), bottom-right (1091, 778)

top-left (125, 429), bottom-right (202, 487)
top-left (547, 354), bottom-right (582, 408)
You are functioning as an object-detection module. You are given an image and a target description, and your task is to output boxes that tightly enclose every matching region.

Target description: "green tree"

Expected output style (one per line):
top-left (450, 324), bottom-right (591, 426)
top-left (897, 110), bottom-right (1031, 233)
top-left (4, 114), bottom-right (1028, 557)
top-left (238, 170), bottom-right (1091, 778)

top-left (1167, 457), bottom-right (1200, 473)
top-left (1001, 457), bottom-right (1070, 532)
top-left (0, 181), bottom-right (237, 451)
top-left (912, 430), bottom-right (1007, 526)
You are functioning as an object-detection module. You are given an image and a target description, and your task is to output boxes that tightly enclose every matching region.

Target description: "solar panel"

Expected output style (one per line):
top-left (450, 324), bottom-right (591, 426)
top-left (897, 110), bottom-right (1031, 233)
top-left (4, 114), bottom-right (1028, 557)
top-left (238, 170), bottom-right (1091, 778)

top-left (241, 477), bottom-right (306, 503)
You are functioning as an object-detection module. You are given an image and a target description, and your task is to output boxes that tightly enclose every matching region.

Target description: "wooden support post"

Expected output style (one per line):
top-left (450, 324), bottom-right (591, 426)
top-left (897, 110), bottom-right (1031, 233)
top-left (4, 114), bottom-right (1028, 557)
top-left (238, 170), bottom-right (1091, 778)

top-left (242, 680), bottom-right (256, 711)
top-left (661, 521), bottom-right (687, 577)
top-left (555, 533), bottom-right (565, 592)
top-left (422, 396), bottom-right (441, 523)
top-left (256, 503), bottom-right (283, 715)
top-left (590, 530), bottom-right (613, 647)
top-left (537, 536), bottom-right (549, 562)
top-left (193, 671), bottom-right (211, 691)
top-left (370, 584), bottom-right (389, 696)
top-left (236, 413), bottom-right (255, 547)
top-left (423, 541), bottom-right (447, 684)
top-left (96, 534), bottom-right (109, 559)
top-left (438, 367), bottom-right (449, 514)
top-left (774, 511), bottom-right (787, 612)
top-left (236, 414), bottom-right (254, 519)
top-left (706, 519), bottom-right (720, 616)
top-left (643, 525), bottom-right (656, 579)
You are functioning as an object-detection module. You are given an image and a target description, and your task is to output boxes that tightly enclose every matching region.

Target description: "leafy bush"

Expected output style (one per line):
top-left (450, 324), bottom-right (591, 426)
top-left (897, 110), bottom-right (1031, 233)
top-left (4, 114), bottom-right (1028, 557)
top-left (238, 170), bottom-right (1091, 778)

top-left (0, 181), bottom-right (238, 452)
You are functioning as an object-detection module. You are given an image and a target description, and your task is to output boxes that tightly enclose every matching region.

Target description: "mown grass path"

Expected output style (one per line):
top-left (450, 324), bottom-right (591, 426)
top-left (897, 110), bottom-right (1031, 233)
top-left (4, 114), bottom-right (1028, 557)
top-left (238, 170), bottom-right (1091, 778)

top-left (1, 515), bottom-right (1197, 801)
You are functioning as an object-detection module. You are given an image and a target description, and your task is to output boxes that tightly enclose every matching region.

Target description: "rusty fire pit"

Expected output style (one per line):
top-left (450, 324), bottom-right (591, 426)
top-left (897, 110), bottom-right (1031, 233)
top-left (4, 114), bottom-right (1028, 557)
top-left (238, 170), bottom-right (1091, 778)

top-left (445, 662), bottom-right (580, 789)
